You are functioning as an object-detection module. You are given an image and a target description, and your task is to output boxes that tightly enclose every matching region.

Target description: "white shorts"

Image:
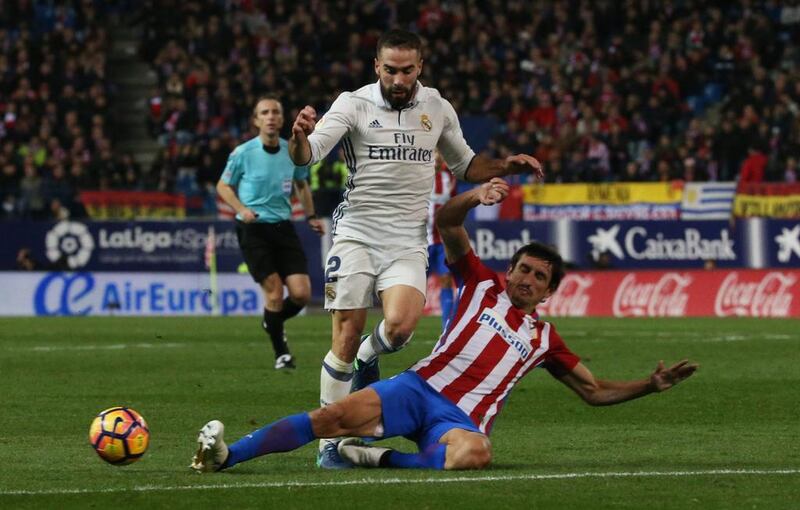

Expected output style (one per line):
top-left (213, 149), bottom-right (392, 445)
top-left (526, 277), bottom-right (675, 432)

top-left (323, 238), bottom-right (428, 310)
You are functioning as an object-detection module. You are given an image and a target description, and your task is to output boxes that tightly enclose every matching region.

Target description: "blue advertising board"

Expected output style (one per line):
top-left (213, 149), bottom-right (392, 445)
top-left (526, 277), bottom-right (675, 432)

top-left (3, 218), bottom-right (797, 300)
top-left (573, 220), bottom-right (743, 269)
top-left (464, 220), bottom-right (558, 271)
top-left (1, 220), bottom-right (326, 298)
top-left (765, 219), bottom-right (800, 268)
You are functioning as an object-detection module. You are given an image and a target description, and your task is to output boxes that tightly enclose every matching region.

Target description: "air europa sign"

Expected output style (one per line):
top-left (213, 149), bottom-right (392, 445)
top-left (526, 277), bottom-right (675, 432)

top-left (29, 272), bottom-right (261, 316)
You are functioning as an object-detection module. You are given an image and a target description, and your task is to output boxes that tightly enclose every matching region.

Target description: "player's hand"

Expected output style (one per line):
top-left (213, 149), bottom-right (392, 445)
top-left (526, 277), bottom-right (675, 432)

top-left (308, 217), bottom-right (325, 235)
top-left (239, 208), bottom-right (258, 223)
top-left (649, 359), bottom-right (698, 392)
top-left (292, 105), bottom-right (317, 138)
top-left (505, 154), bottom-right (544, 181)
top-left (477, 177), bottom-right (510, 205)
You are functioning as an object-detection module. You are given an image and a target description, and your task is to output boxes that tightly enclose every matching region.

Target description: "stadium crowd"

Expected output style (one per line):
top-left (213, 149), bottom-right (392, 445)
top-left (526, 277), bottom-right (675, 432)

top-left (0, 0), bottom-right (126, 220)
top-left (2, 0), bottom-right (800, 220)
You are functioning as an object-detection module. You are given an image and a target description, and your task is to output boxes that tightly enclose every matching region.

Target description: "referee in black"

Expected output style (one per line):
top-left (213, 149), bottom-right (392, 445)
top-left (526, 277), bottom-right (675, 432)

top-left (217, 96), bottom-right (324, 369)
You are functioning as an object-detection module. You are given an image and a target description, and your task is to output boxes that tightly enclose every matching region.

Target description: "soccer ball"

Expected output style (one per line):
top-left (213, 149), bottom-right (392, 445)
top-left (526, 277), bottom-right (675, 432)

top-left (89, 407), bottom-right (150, 465)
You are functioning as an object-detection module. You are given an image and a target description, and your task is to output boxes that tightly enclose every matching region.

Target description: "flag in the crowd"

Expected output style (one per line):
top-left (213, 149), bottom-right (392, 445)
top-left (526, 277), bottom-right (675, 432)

top-left (681, 182), bottom-right (736, 220)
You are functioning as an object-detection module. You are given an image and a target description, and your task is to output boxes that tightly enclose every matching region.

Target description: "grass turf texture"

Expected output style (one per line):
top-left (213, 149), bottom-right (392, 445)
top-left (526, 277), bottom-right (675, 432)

top-left (0, 314), bottom-right (798, 509)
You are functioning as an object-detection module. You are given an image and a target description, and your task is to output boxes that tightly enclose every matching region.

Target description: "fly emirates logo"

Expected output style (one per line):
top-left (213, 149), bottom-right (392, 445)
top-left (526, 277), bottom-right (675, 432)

top-left (477, 308), bottom-right (534, 359)
top-left (367, 133), bottom-right (433, 162)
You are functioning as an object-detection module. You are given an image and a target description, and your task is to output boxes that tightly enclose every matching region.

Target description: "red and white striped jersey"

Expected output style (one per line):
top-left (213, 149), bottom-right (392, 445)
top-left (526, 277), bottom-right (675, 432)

top-left (426, 166), bottom-right (457, 245)
top-left (411, 250), bottom-right (580, 434)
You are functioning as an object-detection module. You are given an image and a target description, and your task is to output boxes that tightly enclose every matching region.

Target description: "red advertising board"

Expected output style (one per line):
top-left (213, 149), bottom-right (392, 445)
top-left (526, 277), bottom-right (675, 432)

top-left (425, 269), bottom-right (800, 318)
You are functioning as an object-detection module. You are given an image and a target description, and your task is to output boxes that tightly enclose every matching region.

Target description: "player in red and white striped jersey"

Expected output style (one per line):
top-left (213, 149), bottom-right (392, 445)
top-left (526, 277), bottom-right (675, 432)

top-left (191, 180), bottom-right (698, 473)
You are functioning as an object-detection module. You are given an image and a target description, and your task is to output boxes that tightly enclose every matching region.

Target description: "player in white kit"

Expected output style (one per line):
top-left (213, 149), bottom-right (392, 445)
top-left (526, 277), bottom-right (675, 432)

top-left (289, 29), bottom-right (544, 468)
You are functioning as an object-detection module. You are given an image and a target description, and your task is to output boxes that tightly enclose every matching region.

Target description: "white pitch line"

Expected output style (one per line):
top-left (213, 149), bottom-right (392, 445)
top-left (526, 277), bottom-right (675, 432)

top-left (9, 342), bottom-right (185, 352)
top-left (3, 468), bottom-right (799, 496)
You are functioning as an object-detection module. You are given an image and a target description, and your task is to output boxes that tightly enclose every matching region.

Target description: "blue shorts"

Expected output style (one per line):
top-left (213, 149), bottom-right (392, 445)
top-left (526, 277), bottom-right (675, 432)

top-left (427, 244), bottom-right (449, 276)
top-left (371, 371), bottom-right (481, 450)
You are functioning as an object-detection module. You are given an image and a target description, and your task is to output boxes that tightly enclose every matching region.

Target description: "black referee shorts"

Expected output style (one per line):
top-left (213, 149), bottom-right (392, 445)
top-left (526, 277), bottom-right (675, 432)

top-left (235, 220), bottom-right (309, 283)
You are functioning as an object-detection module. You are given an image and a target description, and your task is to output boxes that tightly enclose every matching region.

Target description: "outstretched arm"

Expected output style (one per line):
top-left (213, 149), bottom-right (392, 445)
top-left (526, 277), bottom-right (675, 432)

top-left (435, 178), bottom-right (509, 263)
top-left (289, 105), bottom-right (316, 166)
top-left (464, 154), bottom-right (544, 183)
top-left (557, 360), bottom-right (698, 406)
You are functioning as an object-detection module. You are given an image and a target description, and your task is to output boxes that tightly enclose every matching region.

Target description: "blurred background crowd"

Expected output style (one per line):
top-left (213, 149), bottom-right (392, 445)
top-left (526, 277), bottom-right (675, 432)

top-left (2, 0), bottom-right (800, 220)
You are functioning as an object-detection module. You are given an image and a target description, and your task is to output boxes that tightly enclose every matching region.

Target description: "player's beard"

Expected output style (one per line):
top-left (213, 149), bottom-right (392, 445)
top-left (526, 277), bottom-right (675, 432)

top-left (381, 82), bottom-right (415, 110)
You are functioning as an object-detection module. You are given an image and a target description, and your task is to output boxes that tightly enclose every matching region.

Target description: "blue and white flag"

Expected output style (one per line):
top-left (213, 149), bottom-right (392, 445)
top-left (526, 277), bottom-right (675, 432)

top-left (681, 182), bottom-right (736, 220)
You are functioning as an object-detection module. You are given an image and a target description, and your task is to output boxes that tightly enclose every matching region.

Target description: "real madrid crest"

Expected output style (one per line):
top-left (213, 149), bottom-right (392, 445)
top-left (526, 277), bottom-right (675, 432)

top-left (420, 114), bottom-right (432, 132)
top-left (325, 284), bottom-right (337, 301)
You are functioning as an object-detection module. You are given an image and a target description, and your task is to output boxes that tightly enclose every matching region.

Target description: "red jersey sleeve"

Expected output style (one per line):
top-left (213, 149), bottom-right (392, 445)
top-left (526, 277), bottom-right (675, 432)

top-left (542, 323), bottom-right (581, 378)
top-left (447, 249), bottom-right (499, 287)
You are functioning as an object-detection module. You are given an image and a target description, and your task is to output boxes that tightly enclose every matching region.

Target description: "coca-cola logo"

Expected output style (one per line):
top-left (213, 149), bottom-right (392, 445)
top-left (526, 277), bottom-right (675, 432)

top-left (714, 272), bottom-right (796, 317)
top-left (613, 273), bottom-right (692, 317)
top-left (538, 275), bottom-right (593, 317)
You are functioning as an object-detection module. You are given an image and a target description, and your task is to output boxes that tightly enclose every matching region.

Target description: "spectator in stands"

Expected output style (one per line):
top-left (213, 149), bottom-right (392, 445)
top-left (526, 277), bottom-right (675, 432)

top-left (739, 145), bottom-right (768, 184)
top-left (18, 161), bottom-right (45, 219)
top-left (782, 157), bottom-right (798, 183)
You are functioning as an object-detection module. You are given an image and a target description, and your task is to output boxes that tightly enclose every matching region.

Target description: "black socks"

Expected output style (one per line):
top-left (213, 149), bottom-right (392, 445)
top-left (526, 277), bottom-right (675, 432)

top-left (262, 308), bottom-right (289, 357)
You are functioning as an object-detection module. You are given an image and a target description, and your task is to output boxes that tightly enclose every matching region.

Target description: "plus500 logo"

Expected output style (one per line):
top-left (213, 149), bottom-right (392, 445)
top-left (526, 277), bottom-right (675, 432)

top-left (33, 273), bottom-right (260, 316)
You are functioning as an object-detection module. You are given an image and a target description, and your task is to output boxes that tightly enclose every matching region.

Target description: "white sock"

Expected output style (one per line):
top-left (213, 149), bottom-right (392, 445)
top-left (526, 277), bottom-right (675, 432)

top-left (357, 320), bottom-right (413, 363)
top-left (356, 320), bottom-right (385, 363)
top-left (319, 350), bottom-right (352, 450)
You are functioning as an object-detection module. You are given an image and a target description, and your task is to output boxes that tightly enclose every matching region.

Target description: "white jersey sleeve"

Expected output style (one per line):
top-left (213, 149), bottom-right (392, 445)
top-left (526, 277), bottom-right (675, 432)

top-left (308, 92), bottom-right (356, 165)
top-left (436, 97), bottom-right (475, 180)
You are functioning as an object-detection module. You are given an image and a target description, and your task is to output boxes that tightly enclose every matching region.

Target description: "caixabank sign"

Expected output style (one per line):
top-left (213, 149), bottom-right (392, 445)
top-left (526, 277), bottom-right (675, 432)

top-left (575, 219), bottom-right (800, 269)
top-left (466, 218), bottom-right (800, 270)
top-left (577, 221), bottom-right (740, 268)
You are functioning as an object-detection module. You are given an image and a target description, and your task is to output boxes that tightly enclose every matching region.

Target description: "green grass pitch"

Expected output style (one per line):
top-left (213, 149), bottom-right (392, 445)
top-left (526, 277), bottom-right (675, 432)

top-left (1, 314), bottom-right (798, 509)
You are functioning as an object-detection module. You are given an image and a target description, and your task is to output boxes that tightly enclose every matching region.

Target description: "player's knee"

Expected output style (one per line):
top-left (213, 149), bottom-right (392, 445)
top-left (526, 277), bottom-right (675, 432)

top-left (265, 297), bottom-right (283, 310)
top-left (382, 319), bottom-right (415, 347)
top-left (464, 435), bottom-right (492, 469)
top-left (337, 322), bottom-right (362, 343)
top-left (447, 436), bottom-right (492, 470)
top-left (261, 278), bottom-right (284, 306)
top-left (288, 290), bottom-right (310, 307)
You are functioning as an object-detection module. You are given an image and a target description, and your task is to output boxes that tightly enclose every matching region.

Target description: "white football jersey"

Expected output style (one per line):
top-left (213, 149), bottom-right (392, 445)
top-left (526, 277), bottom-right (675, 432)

top-left (307, 81), bottom-right (475, 251)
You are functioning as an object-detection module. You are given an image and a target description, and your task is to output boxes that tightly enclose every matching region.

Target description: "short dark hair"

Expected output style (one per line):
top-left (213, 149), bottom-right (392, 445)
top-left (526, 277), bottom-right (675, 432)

top-left (252, 95), bottom-right (282, 116)
top-left (509, 242), bottom-right (565, 292)
top-left (376, 29), bottom-right (422, 57)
